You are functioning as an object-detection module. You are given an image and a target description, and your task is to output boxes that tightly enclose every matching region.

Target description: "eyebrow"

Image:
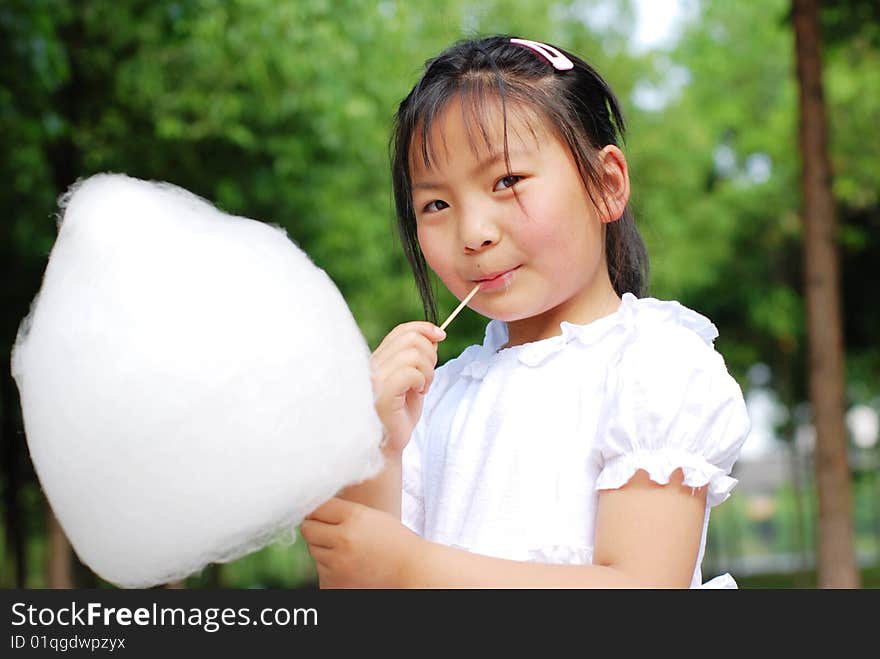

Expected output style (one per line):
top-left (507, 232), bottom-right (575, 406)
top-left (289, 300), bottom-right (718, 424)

top-left (411, 149), bottom-right (529, 192)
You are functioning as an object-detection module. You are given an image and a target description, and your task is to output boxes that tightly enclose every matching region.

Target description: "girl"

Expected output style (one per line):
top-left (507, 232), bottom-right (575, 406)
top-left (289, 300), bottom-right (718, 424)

top-left (301, 35), bottom-right (750, 588)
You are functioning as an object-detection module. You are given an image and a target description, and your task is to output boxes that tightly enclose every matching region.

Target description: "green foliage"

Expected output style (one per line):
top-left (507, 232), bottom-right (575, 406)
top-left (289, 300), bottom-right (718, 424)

top-left (736, 564), bottom-right (880, 589)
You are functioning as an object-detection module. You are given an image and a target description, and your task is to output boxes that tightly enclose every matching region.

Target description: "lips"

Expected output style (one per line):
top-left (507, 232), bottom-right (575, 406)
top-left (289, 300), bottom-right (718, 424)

top-left (474, 265), bottom-right (521, 283)
top-left (472, 265), bottom-right (521, 291)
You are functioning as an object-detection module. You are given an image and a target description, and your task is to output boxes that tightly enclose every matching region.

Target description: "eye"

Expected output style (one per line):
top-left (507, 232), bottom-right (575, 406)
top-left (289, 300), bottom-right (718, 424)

top-left (494, 175), bottom-right (521, 191)
top-left (422, 199), bottom-right (449, 213)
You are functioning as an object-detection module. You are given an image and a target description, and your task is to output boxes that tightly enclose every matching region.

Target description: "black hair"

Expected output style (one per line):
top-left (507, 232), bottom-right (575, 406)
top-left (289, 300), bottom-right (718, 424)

top-left (390, 35), bottom-right (648, 323)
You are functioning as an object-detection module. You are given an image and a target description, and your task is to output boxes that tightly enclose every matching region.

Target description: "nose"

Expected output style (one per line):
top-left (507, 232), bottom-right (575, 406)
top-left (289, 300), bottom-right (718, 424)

top-left (460, 206), bottom-right (501, 253)
top-left (465, 238), bottom-right (494, 252)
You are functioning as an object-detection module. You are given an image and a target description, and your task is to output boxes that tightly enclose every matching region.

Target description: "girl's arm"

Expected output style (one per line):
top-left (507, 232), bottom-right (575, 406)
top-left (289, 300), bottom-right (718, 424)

top-left (336, 445), bottom-right (403, 518)
top-left (335, 321), bottom-right (444, 518)
top-left (303, 468), bottom-right (708, 588)
top-left (412, 469), bottom-right (707, 588)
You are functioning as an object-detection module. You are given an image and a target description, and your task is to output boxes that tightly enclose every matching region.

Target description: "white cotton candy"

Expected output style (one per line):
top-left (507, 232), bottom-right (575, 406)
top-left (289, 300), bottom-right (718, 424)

top-left (11, 173), bottom-right (384, 588)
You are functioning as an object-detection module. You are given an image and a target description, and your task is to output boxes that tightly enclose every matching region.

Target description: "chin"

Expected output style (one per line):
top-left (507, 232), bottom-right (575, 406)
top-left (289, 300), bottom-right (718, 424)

top-left (473, 303), bottom-right (544, 324)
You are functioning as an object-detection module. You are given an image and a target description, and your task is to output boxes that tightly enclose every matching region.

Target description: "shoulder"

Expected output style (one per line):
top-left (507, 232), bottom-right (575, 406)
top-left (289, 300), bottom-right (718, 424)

top-left (615, 294), bottom-right (729, 378)
top-left (597, 296), bottom-right (751, 505)
top-left (605, 294), bottom-right (750, 448)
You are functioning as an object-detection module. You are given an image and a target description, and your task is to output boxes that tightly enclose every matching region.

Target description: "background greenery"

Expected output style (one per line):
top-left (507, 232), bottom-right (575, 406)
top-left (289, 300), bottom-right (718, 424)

top-left (1, 0), bottom-right (877, 588)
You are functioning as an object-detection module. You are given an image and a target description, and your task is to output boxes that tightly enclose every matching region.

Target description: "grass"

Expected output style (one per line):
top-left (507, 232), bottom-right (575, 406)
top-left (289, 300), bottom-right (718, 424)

top-left (736, 564), bottom-right (880, 588)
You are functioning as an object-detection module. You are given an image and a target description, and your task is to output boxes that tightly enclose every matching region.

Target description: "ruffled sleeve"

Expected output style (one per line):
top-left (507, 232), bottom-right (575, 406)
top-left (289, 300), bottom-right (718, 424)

top-left (595, 314), bottom-right (751, 508)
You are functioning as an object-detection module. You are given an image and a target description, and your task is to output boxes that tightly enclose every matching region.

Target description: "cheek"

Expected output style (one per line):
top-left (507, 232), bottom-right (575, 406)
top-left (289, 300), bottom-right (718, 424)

top-left (521, 183), bottom-right (603, 245)
top-left (417, 226), bottom-right (455, 278)
top-left (513, 201), bottom-right (570, 253)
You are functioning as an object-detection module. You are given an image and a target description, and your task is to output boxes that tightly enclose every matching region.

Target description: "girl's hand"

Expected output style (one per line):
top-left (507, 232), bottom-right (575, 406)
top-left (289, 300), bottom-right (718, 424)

top-left (370, 321), bottom-right (445, 454)
top-left (301, 497), bottom-right (423, 588)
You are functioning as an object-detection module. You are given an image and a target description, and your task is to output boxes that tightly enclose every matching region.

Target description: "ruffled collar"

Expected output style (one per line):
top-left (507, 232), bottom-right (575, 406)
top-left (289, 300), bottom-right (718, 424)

top-left (459, 293), bottom-right (718, 379)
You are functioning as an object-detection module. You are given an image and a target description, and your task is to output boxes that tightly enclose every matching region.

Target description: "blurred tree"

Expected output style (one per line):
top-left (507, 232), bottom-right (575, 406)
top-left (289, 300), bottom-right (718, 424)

top-left (792, 0), bottom-right (858, 588)
top-left (625, 0), bottom-right (877, 584)
top-left (46, 507), bottom-right (72, 588)
top-left (0, 0), bottom-right (72, 588)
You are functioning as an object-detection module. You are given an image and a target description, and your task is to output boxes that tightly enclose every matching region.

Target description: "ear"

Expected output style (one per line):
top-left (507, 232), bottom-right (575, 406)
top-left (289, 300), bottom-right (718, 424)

top-left (597, 145), bottom-right (630, 223)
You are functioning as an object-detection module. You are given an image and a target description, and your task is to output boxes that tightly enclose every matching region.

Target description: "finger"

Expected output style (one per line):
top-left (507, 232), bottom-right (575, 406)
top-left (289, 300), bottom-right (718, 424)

top-left (307, 545), bottom-right (333, 567)
top-left (372, 347), bottom-right (437, 393)
top-left (372, 323), bottom-right (444, 369)
top-left (305, 496), bottom-right (357, 525)
top-left (372, 336), bottom-right (438, 378)
top-left (374, 367), bottom-right (429, 412)
top-left (300, 519), bottom-right (336, 549)
top-left (381, 321), bottom-right (445, 346)
top-left (372, 362), bottom-right (435, 402)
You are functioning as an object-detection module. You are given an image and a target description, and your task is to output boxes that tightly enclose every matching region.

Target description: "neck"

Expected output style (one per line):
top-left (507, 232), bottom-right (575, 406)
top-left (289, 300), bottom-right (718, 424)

top-left (503, 277), bottom-right (621, 349)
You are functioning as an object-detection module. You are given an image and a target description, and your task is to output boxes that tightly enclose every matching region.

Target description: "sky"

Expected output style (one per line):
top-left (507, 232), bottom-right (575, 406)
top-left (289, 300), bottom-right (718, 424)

top-left (632, 0), bottom-right (692, 52)
top-left (578, 0), bottom-right (694, 110)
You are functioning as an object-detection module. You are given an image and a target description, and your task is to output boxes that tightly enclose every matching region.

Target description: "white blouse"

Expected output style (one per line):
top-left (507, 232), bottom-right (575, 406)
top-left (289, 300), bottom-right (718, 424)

top-left (401, 293), bottom-right (751, 588)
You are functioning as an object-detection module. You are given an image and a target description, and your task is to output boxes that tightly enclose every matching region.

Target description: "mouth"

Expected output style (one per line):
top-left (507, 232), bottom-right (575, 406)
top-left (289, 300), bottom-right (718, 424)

top-left (473, 265), bottom-right (521, 290)
top-left (474, 266), bottom-right (521, 283)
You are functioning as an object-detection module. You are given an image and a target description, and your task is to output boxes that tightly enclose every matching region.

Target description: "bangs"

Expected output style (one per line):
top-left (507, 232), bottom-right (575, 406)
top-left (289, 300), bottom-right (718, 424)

top-left (406, 74), bottom-right (607, 218)
top-left (410, 75), bottom-right (546, 177)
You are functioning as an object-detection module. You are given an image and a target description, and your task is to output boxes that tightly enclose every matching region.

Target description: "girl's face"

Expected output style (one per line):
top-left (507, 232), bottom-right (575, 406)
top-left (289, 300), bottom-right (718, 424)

top-left (410, 99), bottom-right (625, 344)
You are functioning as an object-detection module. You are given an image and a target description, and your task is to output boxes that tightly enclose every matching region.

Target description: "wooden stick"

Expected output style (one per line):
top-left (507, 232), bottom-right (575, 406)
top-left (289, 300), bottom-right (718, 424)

top-left (439, 283), bottom-right (481, 331)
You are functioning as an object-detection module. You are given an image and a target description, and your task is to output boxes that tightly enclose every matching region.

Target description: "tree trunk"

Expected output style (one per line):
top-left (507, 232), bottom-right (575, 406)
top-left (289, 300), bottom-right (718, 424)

top-left (1, 370), bottom-right (26, 587)
top-left (0, 375), bottom-right (28, 588)
top-left (791, 0), bottom-right (859, 588)
top-left (46, 506), bottom-right (73, 588)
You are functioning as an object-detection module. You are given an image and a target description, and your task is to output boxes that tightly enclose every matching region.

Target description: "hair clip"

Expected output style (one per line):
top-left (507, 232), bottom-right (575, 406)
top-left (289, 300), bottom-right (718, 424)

top-left (510, 38), bottom-right (574, 71)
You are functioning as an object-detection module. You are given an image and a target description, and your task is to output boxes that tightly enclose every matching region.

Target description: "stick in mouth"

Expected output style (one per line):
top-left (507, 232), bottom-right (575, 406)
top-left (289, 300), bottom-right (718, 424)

top-left (439, 283), bottom-right (481, 332)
